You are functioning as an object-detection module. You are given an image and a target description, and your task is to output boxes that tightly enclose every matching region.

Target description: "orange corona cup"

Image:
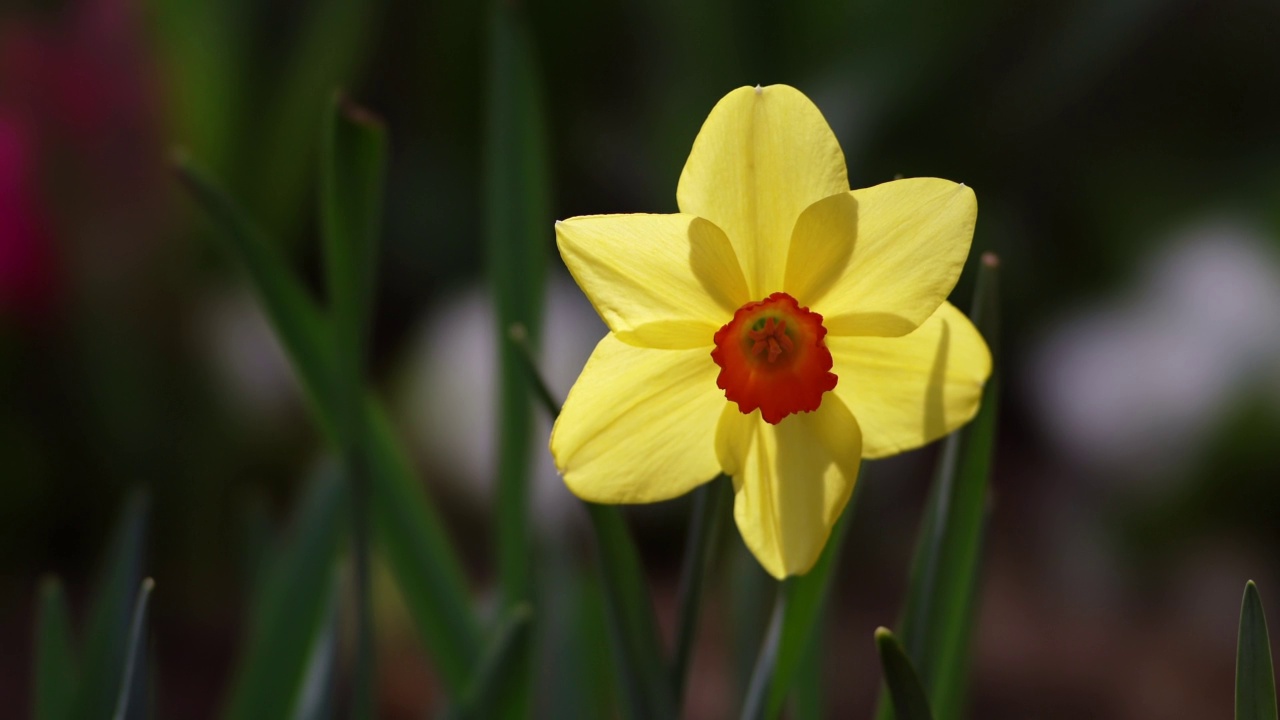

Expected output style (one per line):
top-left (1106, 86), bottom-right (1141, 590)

top-left (712, 292), bottom-right (837, 424)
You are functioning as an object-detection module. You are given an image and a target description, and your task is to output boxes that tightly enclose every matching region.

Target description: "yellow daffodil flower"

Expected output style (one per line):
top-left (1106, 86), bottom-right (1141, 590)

top-left (551, 84), bottom-right (991, 578)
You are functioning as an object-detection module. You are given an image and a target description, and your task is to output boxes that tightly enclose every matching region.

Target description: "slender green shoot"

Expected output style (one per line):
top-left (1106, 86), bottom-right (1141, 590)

top-left (1237, 580), bottom-right (1278, 720)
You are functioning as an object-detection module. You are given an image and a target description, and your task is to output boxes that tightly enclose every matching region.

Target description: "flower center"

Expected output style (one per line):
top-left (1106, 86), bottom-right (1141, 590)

top-left (711, 292), bottom-right (837, 424)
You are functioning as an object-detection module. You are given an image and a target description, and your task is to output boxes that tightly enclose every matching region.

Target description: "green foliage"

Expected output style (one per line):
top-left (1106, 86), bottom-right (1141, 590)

top-left (876, 628), bottom-right (935, 720)
top-left (879, 256), bottom-right (1000, 720)
top-left (31, 499), bottom-right (155, 720)
top-left (320, 92), bottom-right (386, 445)
top-left (319, 89), bottom-right (388, 720)
top-left (484, 0), bottom-right (552, 617)
top-left (152, 0), bottom-right (377, 242)
top-left (672, 477), bottom-right (733, 709)
top-left (112, 579), bottom-right (154, 720)
top-left (363, 401), bottom-right (483, 694)
top-left (33, 577), bottom-right (77, 720)
top-left (176, 150), bottom-right (483, 698)
top-left (741, 589), bottom-right (786, 720)
top-left (174, 155), bottom-right (337, 436)
top-left (70, 491), bottom-right (149, 720)
top-left (1237, 581), bottom-right (1278, 720)
top-left (587, 503), bottom-right (678, 720)
top-left (764, 478), bottom-right (863, 718)
top-left (513, 323), bottom-right (679, 720)
top-left (222, 465), bottom-right (345, 720)
top-left (447, 604), bottom-right (536, 720)
top-left (290, 572), bottom-right (340, 720)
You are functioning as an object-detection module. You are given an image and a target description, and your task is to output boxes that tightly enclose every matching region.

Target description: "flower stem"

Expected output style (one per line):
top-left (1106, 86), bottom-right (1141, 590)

top-left (741, 583), bottom-right (787, 720)
top-left (671, 475), bottom-right (732, 709)
top-left (348, 451), bottom-right (374, 720)
top-left (509, 323), bottom-right (561, 418)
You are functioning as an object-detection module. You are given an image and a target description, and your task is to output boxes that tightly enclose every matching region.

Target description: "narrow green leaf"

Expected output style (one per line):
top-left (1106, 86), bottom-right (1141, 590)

top-left (789, 630), bottom-right (825, 720)
top-left (1237, 581), bottom-right (1278, 720)
top-left (174, 153), bottom-right (336, 440)
top-left (289, 571), bottom-right (340, 720)
top-left (448, 604), bottom-right (536, 720)
top-left (511, 328), bottom-right (674, 719)
top-left (149, 0), bottom-right (246, 181)
top-left (34, 576), bottom-right (77, 720)
top-left (177, 154), bottom-right (482, 698)
top-left (239, 492), bottom-right (276, 618)
top-left (764, 473), bottom-right (865, 718)
top-left (587, 504), bottom-right (677, 720)
top-left (320, 92), bottom-right (386, 720)
top-left (672, 476), bottom-right (732, 710)
top-left (223, 464), bottom-right (346, 720)
top-left (741, 585), bottom-right (786, 720)
top-left (71, 490), bottom-right (149, 720)
top-left (252, 0), bottom-right (377, 242)
top-left (320, 93), bottom-right (386, 444)
top-left (112, 579), bottom-right (155, 720)
top-left (507, 324), bottom-right (560, 420)
top-left (483, 12), bottom-right (552, 702)
top-left (484, 0), bottom-right (552, 616)
top-left (541, 548), bottom-right (615, 719)
top-left (876, 628), bottom-right (935, 720)
top-left (730, 542), bottom-right (773, 699)
top-left (365, 401), bottom-right (482, 696)
top-left (879, 253), bottom-right (1001, 720)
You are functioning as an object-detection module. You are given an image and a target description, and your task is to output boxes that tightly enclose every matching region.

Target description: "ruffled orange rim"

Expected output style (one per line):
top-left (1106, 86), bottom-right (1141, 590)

top-left (711, 292), bottom-right (838, 424)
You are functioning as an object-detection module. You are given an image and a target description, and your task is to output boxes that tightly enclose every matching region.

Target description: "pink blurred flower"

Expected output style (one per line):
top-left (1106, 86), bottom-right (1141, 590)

top-left (0, 0), bottom-right (163, 320)
top-left (0, 115), bottom-right (57, 319)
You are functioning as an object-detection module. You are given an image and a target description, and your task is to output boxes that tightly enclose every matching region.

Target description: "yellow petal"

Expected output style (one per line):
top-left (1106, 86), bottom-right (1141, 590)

top-left (789, 178), bottom-right (976, 337)
top-left (828, 301), bottom-right (991, 459)
top-left (677, 85), bottom-right (849, 298)
top-left (551, 333), bottom-right (725, 503)
top-left (556, 214), bottom-right (748, 349)
top-left (715, 397), bottom-right (862, 579)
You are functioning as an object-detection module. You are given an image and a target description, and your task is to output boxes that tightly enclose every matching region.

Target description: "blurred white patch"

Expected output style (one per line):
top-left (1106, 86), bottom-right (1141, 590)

top-left (1030, 221), bottom-right (1280, 487)
top-left (400, 274), bottom-right (607, 533)
top-left (201, 283), bottom-right (302, 422)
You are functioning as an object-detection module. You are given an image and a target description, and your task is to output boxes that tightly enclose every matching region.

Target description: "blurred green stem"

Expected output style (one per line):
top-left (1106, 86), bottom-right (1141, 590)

top-left (509, 329), bottom-right (676, 718)
top-left (484, 0), bottom-right (550, 624)
top-left (320, 93), bottom-right (386, 720)
top-left (742, 584), bottom-right (787, 720)
top-left (672, 475), bottom-right (731, 709)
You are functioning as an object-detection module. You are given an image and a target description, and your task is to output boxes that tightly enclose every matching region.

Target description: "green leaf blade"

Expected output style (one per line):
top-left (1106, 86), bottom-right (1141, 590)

top-left (222, 464), bottom-right (346, 720)
top-left (112, 579), bottom-right (155, 720)
top-left (34, 576), bottom-right (78, 720)
top-left (876, 628), bottom-right (935, 720)
top-left (449, 604), bottom-right (536, 720)
top-left (251, 0), bottom-right (377, 242)
top-left (319, 91), bottom-right (387, 720)
top-left (1237, 580), bottom-right (1278, 720)
top-left (587, 504), bottom-right (677, 720)
top-left (880, 254), bottom-right (1001, 720)
top-left (71, 490), bottom-right (149, 720)
top-left (289, 572), bottom-right (340, 720)
top-left (174, 154), bottom-right (337, 439)
top-left (320, 93), bottom-right (386, 443)
top-left (365, 401), bottom-right (482, 697)
top-left (484, 0), bottom-right (552, 614)
top-left (178, 152), bottom-right (483, 699)
top-left (764, 475), bottom-right (864, 718)
top-left (671, 476), bottom-right (732, 709)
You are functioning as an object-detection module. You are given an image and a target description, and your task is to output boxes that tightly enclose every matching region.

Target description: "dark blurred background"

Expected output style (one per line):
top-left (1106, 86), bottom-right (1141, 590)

top-left (3, 0), bottom-right (1280, 717)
